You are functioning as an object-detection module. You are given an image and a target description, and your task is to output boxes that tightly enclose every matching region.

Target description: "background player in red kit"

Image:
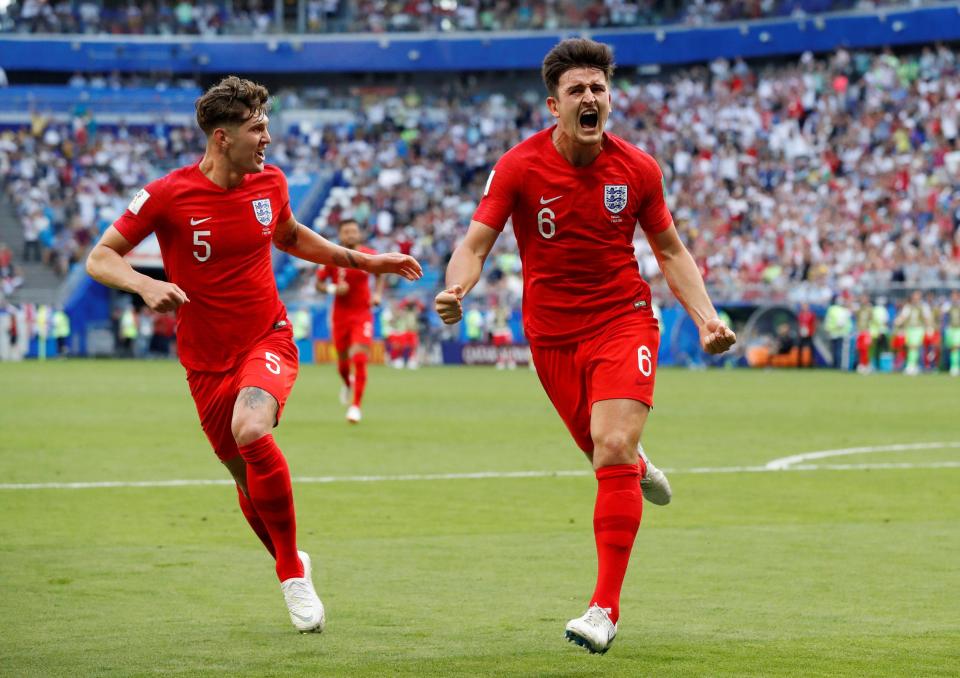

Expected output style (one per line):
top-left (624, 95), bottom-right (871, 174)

top-left (85, 76), bottom-right (422, 633)
top-left (435, 39), bottom-right (735, 654)
top-left (316, 218), bottom-right (383, 423)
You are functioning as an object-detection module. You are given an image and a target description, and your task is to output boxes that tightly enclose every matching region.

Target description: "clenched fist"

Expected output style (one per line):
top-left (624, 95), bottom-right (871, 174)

top-left (700, 317), bottom-right (736, 355)
top-left (140, 278), bottom-right (189, 313)
top-left (435, 284), bottom-right (465, 324)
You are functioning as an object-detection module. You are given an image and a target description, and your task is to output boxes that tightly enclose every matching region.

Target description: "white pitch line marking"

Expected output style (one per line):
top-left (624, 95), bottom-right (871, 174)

top-left (1, 458), bottom-right (958, 491)
top-left (764, 441), bottom-right (960, 470)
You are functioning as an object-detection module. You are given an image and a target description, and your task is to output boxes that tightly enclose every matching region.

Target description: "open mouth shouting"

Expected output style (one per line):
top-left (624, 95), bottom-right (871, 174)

top-left (579, 109), bottom-right (599, 131)
top-left (255, 149), bottom-right (266, 163)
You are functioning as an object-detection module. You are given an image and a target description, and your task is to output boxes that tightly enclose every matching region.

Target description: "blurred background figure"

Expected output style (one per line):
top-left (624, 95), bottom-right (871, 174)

top-left (896, 290), bottom-right (932, 376)
top-left (796, 302), bottom-right (816, 368)
top-left (945, 291), bottom-right (960, 377)
top-left (824, 295), bottom-right (852, 371)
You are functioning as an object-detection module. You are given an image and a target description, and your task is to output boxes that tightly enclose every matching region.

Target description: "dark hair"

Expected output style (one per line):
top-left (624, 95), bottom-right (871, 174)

top-left (338, 218), bottom-right (360, 231)
top-left (541, 38), bottom-right (615, 98)
top-left (195, 76), bottom-right (270, 136)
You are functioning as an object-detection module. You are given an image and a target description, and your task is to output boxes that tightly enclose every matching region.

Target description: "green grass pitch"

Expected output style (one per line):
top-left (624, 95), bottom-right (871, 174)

top-left (1, 361), bottom-right (958, 676)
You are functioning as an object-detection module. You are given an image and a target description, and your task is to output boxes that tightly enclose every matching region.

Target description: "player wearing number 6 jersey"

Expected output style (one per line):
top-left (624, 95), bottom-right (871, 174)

top-left (86, 76), bottom-right (422, 634)
top-left (435, 39), bottom-right (735, 654)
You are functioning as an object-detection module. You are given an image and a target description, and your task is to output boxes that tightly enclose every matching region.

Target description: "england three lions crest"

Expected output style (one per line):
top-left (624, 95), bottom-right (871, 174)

top-left (604, 185), bottom-right (628, 214)
top-left (252, 198), bottom-right (272, 226)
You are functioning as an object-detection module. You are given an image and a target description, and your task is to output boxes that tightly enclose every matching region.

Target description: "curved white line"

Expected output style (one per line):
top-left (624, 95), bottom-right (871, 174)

top-left (764, 442), bottom-right (960, 470)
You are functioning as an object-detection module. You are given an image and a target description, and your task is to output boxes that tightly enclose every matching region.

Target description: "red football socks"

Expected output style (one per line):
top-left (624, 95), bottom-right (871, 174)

top-left (235, 484), bottom-right (276, 558)
top-left (589, 463), bottom-right (643, 624)
top-left (351, 353), bottom-right (368, 407)
top-left (237, 434), bottom-right (303, 582)
top-left (337, 358), bottom-right (351, 387)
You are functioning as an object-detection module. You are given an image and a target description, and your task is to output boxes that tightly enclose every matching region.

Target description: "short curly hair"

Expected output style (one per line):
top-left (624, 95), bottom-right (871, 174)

top-left (541, 39), bottom-right (615, 98)
top-left (195, 76), bottom-right (270, 136)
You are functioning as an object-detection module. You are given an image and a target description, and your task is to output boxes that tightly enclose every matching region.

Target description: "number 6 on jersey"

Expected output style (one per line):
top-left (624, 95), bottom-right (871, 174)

top-left (537, 208), bottom-right (556, 239)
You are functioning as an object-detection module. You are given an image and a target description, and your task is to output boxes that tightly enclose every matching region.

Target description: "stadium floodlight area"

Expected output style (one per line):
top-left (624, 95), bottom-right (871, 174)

top-left (0, 4), bottom-right (958, 73)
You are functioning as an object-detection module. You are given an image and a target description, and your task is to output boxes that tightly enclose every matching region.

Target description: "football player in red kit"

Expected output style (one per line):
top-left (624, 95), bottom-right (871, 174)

top-left (316, 219), bottom-right (384, 423)
top-left (435, 39), bottom-right (735, 654)
top-left (86, 76), bottom-right (422, 633)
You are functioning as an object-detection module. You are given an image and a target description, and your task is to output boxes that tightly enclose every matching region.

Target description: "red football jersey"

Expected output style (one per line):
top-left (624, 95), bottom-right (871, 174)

top-left (114, 163), bottom-right (293, 371)
top-left (317, 245), bottom-right (376, 318)
top-left (472, 127), bottom-right (672, 345)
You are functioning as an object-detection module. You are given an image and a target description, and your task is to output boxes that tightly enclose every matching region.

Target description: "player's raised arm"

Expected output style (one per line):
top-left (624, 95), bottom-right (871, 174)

top-left (645, 222), bottom-right (736, 354)
top-left (435, 220), bottom-right (501, 325)
top-left (86, 226), bottom-right (190, 313)
top-left (273, 215), bottom-right (422, 280)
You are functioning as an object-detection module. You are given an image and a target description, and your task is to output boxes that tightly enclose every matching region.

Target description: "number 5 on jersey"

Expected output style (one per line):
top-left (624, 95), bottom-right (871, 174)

top-left (193, 230), bottom-right (211, 262)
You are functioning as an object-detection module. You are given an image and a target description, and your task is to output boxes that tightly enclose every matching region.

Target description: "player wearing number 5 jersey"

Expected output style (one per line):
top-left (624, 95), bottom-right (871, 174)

top-left (86, 76), bottom-right (422, 634)
top-left (435, 39), bottom-right (735, 654)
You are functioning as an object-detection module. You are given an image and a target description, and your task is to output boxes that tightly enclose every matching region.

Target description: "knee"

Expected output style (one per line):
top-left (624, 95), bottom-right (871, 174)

top-left (232, 414), bottom-right (271, 448)
top-left (591, 430), bottom-right (638, 469)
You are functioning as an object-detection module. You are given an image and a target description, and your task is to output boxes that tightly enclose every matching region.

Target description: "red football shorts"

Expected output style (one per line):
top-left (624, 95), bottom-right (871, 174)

top-left (530, 311), bottom-right (660, 453)
top-left (856, 331), bottom-right (872, 352)
top-left (186, 324), bottom-right (299, 461)
top-left (333, 312), bottom-right (373, 355)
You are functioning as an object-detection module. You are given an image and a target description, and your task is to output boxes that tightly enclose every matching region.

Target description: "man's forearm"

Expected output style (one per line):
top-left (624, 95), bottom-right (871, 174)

top-left (444, 244), bottom-right (486, 296)
top-left (86, 244), bottom-right (153, 296)
top-left (659, 249), bottom-right (718, 329)
top-left (276, 223), bottom-right (373, 270)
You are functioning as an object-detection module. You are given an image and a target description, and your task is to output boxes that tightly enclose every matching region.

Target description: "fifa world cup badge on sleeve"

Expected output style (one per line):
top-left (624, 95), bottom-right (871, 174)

top-left (252, 198), bottom-right (273, 226)
top-left (128, 188), bottom-right (151, 215)
top-left (604, 185), bottom-right (627, 214)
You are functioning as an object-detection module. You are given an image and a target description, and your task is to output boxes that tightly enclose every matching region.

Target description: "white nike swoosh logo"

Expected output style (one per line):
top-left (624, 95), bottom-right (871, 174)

top-left (540, 195), bottom-right (563, 205)
top-left (190, 217), bottom-right (212, 226)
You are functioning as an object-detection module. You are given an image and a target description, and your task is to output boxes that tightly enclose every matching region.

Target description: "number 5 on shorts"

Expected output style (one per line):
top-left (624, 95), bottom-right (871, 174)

top-left (637, 345), bottom-right (653, 377)
top-left (265, 351), bottom-right (281, 375)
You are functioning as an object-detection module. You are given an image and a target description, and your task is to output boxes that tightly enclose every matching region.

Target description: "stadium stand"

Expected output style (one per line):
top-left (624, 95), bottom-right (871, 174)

top-left (0, 1), bottom-right (957, 367)
top-left (0, 0), bottom-right (942, 35)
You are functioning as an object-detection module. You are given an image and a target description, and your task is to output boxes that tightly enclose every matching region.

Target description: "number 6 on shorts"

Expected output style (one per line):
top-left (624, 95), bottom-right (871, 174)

top-left (637, 345), bottom-right (652, 377)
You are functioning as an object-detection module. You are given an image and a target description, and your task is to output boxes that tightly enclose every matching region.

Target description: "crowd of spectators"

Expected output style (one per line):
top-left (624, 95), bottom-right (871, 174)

top-left (0, 0), bottom-right (934, 36)
top-left (298, 44), bottom-right (960, 307)
top-left (2, 45), bottom-right (959, 318)
top-left (0, 112), bottom-right (205, 280)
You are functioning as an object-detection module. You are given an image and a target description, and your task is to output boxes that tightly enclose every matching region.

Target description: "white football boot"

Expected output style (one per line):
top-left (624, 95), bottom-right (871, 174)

top-left (339, 375), bottom-right (353, 405)
top-left (346, 405), bottom-right (362, 424)
top-left (638, 444), bottom-right (672, 505)
top-left (565, 605), bottom-right (617, 654)
top-left (280, 550), bottom-right (325, 633)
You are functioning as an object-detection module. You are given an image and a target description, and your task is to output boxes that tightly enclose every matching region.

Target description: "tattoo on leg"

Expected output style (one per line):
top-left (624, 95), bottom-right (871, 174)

top-left (239, 387), bottom-right (270, 409)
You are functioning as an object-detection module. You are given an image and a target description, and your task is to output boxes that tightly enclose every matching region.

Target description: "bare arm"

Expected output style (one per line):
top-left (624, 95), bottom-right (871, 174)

top-left (435, 220), bottom-right (501, 324)
top-left (273, 216), bottom-right (422, 279)
top-left (86, 226), bottom-right (189, 313)
top-left (646, 223), bottom-right (735, 354)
